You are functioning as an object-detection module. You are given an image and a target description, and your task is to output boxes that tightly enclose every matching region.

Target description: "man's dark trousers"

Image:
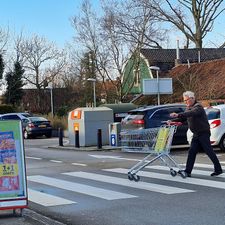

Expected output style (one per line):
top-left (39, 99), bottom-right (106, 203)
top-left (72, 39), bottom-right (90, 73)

top-left (186, 133), bottom-right (222, 174)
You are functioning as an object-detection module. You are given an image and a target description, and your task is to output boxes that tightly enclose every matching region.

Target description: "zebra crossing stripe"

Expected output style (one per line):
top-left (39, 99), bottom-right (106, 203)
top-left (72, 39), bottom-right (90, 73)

top-left (147, 165), bottom-right (225, 178)
top-left (104, 168), bottom-right (225, 190)
top-left (179, 163), bottom-right (214, 169)
top-left (28, 175), bottom-right (136, 200)
top-left (26, 156), bottom-right (42, 160)
top-left (63, 171), bottom-right (194, 194)
top-left (28, 189), bottom-right (76, 206)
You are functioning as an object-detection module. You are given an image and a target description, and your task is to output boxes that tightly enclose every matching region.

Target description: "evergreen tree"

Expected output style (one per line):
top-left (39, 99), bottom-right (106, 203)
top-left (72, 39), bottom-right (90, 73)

top-left (0, 54), bottom-right (4, 79)
top-left (4, 62), bottom-right (25, 106)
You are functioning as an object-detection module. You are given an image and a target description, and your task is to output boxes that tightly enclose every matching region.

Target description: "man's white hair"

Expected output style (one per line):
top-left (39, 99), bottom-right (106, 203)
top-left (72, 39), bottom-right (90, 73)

top-left (183, 91), bottom-right (195, 99)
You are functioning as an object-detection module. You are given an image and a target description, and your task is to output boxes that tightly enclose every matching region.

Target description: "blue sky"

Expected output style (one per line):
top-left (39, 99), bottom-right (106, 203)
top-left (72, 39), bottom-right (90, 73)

top-left (0, 0), bottom-right (224, 49)
top-left (0, 0), bottom-right (86, 48)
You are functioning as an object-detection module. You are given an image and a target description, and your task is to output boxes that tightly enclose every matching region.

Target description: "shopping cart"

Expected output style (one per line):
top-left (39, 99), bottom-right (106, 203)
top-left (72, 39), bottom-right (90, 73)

top-left (120, 123), bottom-right (187, 181)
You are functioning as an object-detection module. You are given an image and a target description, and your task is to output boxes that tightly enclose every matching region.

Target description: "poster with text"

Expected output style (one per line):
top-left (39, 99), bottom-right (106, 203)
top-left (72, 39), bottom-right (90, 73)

top-left (0, 121), bottom-right (27, 201)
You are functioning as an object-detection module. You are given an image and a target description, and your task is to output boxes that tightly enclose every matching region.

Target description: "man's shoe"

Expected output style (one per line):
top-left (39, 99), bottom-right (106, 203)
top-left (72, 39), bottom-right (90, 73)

top-left (186, 173), bottom-right (191, 177)
top-left (211, 171), bottom-right (223, 176)
top-left (178, 170), bottom-right (191, 177)
top-left (184, 171), bottom-right (191, 177)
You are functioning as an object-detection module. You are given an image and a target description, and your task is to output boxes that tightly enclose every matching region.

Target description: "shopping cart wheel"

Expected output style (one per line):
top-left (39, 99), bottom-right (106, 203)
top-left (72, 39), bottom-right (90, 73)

top-left (128, 173), bottom-right (134, 181)
top-left (170, 169), bottom-right (177, 177)
top-left (133, 174), bottom-right (140, 182)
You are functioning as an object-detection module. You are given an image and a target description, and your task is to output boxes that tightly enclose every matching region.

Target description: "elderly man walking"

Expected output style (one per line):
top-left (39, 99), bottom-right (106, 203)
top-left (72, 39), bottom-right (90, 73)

top-left (170, 91), bottom-right (223, 177)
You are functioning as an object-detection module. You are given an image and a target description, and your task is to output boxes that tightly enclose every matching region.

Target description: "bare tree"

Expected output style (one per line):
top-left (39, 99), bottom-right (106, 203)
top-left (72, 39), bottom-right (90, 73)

top-left (147, 0), bottom-right (225, 48)
top-left (16, 34), bottom-right (66, 89)
top-left (71, 0), bottom-right (166, 102)
top-left (101, 0), bottom-right (168, 101)
top-left (220, 40), bottom-right (225, 48)
top-left (0, 27), bottom-right (8, 52)
top-left (175, 71), bottom-right (199, 91)
top-left (102, 0), bottom-right (165, 49)
top-left (15, 34), bottom-right (67, 111)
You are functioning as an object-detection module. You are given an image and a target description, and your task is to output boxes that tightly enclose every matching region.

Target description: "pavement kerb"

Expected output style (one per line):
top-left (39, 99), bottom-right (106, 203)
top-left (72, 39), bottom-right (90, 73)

top-left (48, 144), bottom-right (122, 152)
top-left (0, 208), bottom-right (67, 225)
top-left (23, 208), bottom-right (67, 225)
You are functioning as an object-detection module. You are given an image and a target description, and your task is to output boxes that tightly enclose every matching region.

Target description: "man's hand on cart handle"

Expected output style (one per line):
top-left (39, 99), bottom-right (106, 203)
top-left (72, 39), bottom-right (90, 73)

top-left (166, 120), bottom-right (183, 126)
top-left (170, 112), bottom-right (178, 118)
top-left (166, 120), bottom-right (172, 125)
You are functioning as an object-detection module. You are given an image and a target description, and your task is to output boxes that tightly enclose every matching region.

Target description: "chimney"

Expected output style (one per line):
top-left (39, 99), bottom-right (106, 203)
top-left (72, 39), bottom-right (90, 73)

top-left (175, 39), bottom-right (181, 66)
top-left (198, 50), bottom-right (201, 63)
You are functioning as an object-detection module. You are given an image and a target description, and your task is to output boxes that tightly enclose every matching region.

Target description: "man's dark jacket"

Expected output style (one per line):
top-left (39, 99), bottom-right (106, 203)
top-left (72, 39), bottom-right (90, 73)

top-left (176, 102), bottom-right (210, 137)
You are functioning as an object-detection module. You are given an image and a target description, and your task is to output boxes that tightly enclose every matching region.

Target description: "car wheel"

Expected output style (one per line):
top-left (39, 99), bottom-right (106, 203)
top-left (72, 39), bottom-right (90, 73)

top-left (219, 135), bottom-right (225, 151)
top-left (24, 130), bottom-right (29, 139)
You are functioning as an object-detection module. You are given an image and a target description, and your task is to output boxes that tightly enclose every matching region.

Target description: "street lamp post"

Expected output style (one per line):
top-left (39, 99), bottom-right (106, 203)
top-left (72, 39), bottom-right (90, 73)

top-left (87, 78), bottom-right (96, 107)
top-left (47, 83), bottom-right (54, 116)
top-left (149, 66), bottom-right (160, 105)
top-left (50, 87), bottom-right (53, 116)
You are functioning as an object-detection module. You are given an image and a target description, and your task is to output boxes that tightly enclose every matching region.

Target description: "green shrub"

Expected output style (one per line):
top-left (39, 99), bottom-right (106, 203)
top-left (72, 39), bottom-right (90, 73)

top-left (56, 106), bottom-right (70, 117)
top-left (0, 104), bottom-right (15, 114)
top-left (44, 114), bottom-right (68, 130)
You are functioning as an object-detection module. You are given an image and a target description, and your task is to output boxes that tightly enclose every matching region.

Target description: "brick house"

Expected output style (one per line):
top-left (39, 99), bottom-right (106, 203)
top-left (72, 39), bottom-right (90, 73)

top-left (169, 58), bottom-right (225, 104)
top-left (122, 48), bottom-right (225, 103)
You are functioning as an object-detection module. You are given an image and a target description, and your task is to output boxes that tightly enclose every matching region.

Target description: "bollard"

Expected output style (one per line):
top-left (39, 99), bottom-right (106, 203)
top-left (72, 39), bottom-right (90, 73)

top-left (97, 129), bottom-right (102, 149)
top-left (58, 128), bottom-right (63, 146)
top-left (75, 130), bottom-right (80, 148)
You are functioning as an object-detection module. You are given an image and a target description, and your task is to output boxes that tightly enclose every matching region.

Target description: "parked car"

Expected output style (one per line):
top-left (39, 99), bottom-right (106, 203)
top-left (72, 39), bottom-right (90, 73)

top-left (121, 103), bottom-right (188, 145)
top-left (23, 116), bottom-right (52, 139)
top-left (187, 104), bottom-right (225, 151)
top-left (0, 113), bottom-right (30, 132)
top-left (0, 113), bottom-right (52, 139)
top-left (0, 112), bottom-right (32, 118)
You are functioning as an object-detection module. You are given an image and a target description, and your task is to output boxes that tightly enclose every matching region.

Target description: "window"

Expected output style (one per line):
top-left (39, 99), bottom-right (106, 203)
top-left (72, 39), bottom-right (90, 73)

top-left (150, 109), bottom-right (170, 127)
top-left (205, 108), bottom-right (220, 120)
top-left (22, 119), bottom-right (29, 123)
top-left (133, 68), bottom-right (140, 87)
top-left (2, 115), bottom-right (20, 120)
top-left (167, 107), bottom-right (185, 114)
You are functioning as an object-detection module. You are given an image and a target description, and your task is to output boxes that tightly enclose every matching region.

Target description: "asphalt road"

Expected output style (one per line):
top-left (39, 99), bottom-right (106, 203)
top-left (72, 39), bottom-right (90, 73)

top-left (23, 137), bottom-right (225, 225)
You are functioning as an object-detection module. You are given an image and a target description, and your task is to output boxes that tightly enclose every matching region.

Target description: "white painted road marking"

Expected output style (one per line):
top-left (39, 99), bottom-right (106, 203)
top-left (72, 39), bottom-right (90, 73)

top-left (89, 154), bottom-right (140, 161)
top-left (63, 171), bottom-right (194, 195)
top-left (28, 175), bottom-right (136, 200)
top-left (28, 189), bottom-right (76, 206)
top-left (105, 168), bottom-right (225, 190)
top-left (180, 163), bottom-right (215, 169)
top-left (50, 160), bottom-right (63, 163)
top-left (72, 163), bottom-right (87, 166)
top-left (147, 165), bottom-right (225, 178)
top-left (26, 156), bottom-right (42, 160)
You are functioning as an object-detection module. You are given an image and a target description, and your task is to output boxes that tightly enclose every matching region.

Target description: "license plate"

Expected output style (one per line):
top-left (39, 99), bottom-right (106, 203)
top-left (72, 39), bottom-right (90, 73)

top-left (39, 125), bottom-right (46, 128)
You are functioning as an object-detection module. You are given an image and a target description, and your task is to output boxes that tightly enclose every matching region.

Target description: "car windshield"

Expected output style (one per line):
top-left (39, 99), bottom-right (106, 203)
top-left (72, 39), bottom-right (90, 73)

top-left (29, 117), bottom-right (48, 122)
top-left (205, 108), bottom-right (220, 120)
top-left (22, 113), bottom-right (32, 117)
top-left (122, 112), bottom-right (144, 122)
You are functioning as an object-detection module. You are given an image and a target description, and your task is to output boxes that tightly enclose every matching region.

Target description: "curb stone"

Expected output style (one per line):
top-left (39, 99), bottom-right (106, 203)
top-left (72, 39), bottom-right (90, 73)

top-left (23, 209), bottom-right (67, 225)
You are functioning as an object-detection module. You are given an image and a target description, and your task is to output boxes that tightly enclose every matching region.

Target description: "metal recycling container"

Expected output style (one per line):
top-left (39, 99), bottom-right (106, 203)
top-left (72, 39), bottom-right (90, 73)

top-left (68, 107), bottom-right (113, 147)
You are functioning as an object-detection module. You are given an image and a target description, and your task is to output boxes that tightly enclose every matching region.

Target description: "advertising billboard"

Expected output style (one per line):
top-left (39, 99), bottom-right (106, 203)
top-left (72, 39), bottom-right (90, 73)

top-left (0, 120), bottom-right (27, 210)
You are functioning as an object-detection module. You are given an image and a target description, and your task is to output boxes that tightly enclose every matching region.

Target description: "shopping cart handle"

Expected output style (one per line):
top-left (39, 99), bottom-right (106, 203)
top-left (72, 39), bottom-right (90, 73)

top-left (166, 121), bottom-right (182, 126)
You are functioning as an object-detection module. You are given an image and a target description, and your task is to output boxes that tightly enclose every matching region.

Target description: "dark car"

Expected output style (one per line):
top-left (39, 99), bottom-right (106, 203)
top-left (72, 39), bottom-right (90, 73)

top-left (121, 103), bottom-right (188, 145)
top-left (24, 116), bottom-right (52, 139)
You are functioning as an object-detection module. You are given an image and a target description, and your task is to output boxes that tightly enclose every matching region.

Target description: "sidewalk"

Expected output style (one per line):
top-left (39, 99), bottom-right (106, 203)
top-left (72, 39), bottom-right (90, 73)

top-left (48, 143), bottom-right (122, 151)
top-left (0, 208), bottom-right (66, 225)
